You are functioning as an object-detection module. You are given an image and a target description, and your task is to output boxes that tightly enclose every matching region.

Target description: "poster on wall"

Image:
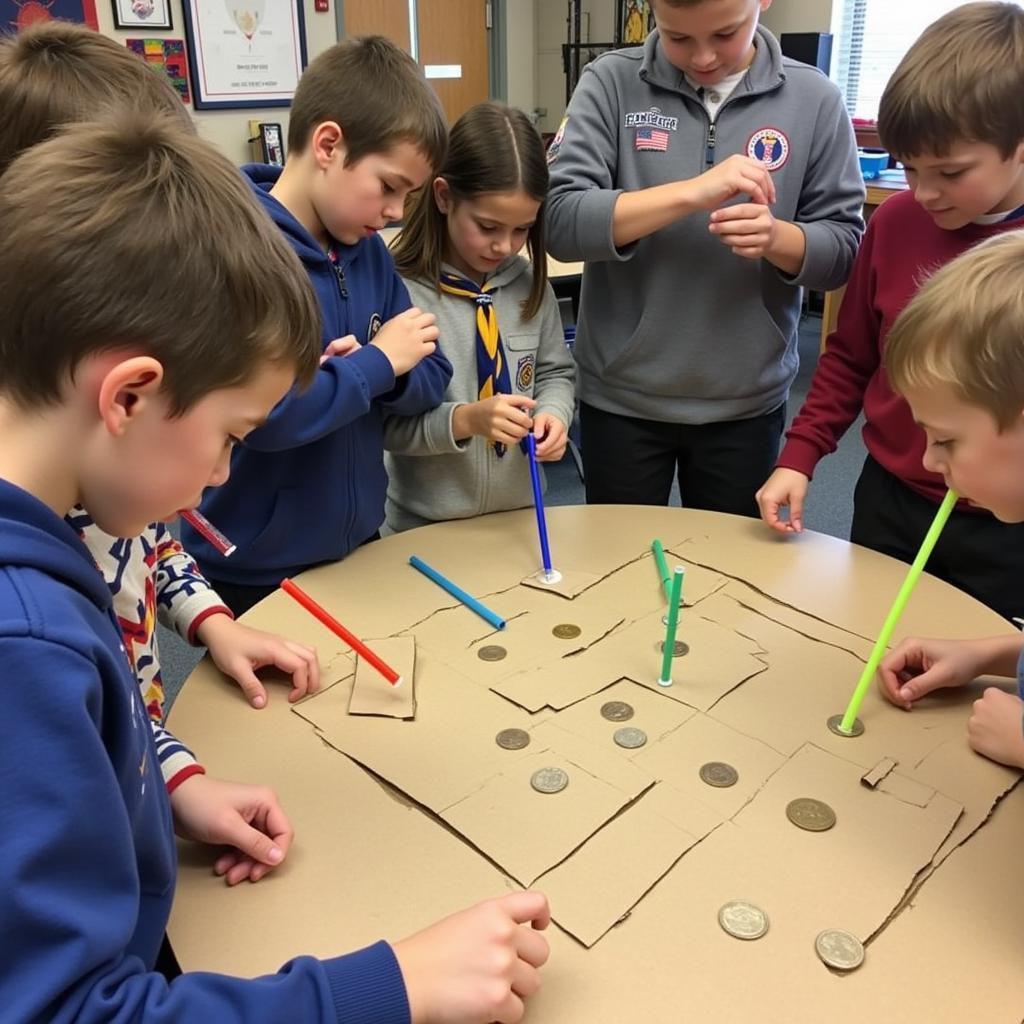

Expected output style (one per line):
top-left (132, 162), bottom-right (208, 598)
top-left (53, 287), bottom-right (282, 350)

top-left (182, 1), bottom-right (306, 110)
top-left (127, 37), bottom-right (190, 103)
top-left (0, 1), bottom-right (98, 33)
top-left (618, 0), bottom-right (656, 46)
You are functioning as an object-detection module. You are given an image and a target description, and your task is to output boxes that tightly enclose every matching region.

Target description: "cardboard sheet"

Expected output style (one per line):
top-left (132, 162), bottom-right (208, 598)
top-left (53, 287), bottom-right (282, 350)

top-left (348, 637), bottom-right (416, 718)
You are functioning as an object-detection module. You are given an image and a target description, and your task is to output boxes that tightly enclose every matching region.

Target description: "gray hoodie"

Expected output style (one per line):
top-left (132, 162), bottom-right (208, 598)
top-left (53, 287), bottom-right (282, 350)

top-left (547, 26), bottom-right (864, 423)
top-left (383, 256), bottom-right (576, 532)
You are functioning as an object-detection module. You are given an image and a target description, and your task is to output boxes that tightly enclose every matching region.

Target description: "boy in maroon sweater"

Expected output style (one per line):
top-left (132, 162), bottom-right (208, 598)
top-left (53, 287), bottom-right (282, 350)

top-left (756, 1), bottom-right (1024, 621)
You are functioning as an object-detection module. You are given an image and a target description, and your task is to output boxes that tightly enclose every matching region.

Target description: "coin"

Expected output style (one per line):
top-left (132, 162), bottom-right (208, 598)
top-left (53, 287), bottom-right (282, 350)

top-left (495, 728), bottom-right (530, 750)
top-left (815, 929), bottom-right (864, 971)
top-left (530, 766), bottom-right (568, 794)
top-left (600, 700), bottom-right (634, 722)
top-left (477, 644), bottom-right (507, 662)
top-left (659, 639), bottom-right (690, 657)
top-left (786, 797), bottom-right (836, 832)
top-left (827, 713), bottom-right (864, 738)
top-left (718, 900), bottom-right (769, 941)
top-left (699, 761), bottom-right (739, 788)
top-left (553, 623), bottom-right (582, 640)
top-left (613, 726), bottom-right (647, 749)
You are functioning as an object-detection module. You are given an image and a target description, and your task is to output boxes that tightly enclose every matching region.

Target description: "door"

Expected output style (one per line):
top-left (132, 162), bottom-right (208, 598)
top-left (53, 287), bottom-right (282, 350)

top-left (416, 0), bottom-right (491, 124)
top-left (341, 0), bottom-right (411, 52)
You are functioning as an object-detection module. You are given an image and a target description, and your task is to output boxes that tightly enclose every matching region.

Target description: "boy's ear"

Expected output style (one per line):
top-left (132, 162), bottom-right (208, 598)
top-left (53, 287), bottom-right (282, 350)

top-left (96, 356), bottom-right (165, 437)
top-left (433, 177), bottom-right (452, 213)
top-left (311, 121), bottom-right (345, 170)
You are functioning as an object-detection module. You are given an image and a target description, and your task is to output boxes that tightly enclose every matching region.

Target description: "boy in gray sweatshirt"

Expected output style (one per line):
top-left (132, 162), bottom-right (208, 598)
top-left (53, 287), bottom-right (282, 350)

top-left (547, 0), bottom-right (864, 515)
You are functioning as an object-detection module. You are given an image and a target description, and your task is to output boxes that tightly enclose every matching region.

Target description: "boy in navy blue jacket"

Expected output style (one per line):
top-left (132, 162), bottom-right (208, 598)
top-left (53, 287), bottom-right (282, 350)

top-left (187, 36), bottom-right (453, 615)
top-left (0, 116), bottom-right (548, 1023)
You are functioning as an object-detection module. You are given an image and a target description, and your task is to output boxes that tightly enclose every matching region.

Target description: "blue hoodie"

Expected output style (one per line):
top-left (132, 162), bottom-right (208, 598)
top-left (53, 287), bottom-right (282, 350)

top-left (186, 164), bottom-right (452, 586)
top-left (0, 478), bottom-right (411, 1021)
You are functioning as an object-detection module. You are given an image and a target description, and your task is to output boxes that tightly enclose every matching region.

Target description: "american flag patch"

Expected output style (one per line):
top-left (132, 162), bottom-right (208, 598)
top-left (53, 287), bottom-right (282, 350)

top-left (635, 127), bottom-right (669, 151)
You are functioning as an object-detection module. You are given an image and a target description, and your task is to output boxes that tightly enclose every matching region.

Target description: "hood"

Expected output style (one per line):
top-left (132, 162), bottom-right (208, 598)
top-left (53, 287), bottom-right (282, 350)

top-left (0, 480), bottom-right (111, 611)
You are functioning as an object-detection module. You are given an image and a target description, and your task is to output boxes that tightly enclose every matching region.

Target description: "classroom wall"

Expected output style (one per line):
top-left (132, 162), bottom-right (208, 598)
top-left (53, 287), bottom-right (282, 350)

top-left (761, 0), bottom-right (835, 35)
top-left (506, 0), bottom-right (538, 116)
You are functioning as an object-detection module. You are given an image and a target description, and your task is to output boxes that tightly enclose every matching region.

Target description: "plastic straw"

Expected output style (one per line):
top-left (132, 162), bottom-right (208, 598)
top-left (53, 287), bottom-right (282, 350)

top-left (280, 578), bottom-right (401, 686)
top-left (526, 434), bottom-right (554, 577)
top-left (651, 539), bottom-right (671, 599)
top-left (409, 556), bottom-right (506, 630)
top-left (659, 567), bottom-right (684, 687)
top-left (180, 508), bottom-right (235, 556)
top-left (838, 488), bottom-right (957, 733)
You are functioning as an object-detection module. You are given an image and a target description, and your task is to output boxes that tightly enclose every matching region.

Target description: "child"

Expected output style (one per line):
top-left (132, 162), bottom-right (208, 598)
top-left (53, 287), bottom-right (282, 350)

top-left (757, 2), bottom-right (1024, 622)
top-left (546, 0), bottom-right (864, 516)
top-left (878, 231), bottom-right (1024, 770)
top-left (384, 102), bottom-right (576, 531)
top-left (0, 24), bottom-right (320, 815)
top-left (0, 115), bottom-right (549, 1022)
top-left (185, 36), bottom-right (453, 616)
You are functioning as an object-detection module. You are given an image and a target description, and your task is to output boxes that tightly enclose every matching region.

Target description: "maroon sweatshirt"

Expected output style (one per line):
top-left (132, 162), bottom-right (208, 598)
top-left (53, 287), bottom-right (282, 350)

top-left (778, 189), bottom-right (1024, 505)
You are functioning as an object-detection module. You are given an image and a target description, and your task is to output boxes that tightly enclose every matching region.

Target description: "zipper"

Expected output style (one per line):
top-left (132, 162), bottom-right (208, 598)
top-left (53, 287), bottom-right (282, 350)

top-left (705, 120), bottom-right (717, 167)
top-left (327, 246), bottom-right (349, 299)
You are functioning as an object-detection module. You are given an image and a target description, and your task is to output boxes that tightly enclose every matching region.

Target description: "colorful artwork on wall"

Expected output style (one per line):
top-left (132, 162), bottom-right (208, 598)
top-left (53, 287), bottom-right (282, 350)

top-left (126, 37), bottom-right (191, 104)
top-left (0, 1), bottom-right (98, 33)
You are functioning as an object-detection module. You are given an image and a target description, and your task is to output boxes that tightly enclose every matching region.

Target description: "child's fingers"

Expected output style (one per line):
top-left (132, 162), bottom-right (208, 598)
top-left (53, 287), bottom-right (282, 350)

top-left (283, 640), bottom-right (320, 695)
top-left (230, 664), bottom-right (269, 709)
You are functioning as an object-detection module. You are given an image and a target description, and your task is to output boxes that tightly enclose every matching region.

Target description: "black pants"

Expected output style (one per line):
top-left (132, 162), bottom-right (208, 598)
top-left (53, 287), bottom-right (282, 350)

top-left (851, 454), bottom-right (1024, 623)
top-left (578, 401), bottom-right (786, 518)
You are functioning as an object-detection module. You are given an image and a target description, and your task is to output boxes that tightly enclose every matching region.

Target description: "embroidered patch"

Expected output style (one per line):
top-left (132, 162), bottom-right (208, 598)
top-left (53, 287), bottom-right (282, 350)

top-left (624, 107), bottom-right (679, 131)
top-left (635, 127), bottom-right (669, 152)
top-left (367, 312), bottom-right (383, 340)
top-left (746, 127), bottom-right (790, 171)
top-left (546, 116), bottom-right (568, 166)
top-left (516, 353), bottom-right (535, 392)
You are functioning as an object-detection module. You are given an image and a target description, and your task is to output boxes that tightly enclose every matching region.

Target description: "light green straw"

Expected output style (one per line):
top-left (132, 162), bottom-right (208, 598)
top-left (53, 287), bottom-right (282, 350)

top-left (651, 539), bottom-right (671, 599)
top-left (838, 488), bottom-right (958, 734)
top-left (659, 567), bottom-right (684, 687)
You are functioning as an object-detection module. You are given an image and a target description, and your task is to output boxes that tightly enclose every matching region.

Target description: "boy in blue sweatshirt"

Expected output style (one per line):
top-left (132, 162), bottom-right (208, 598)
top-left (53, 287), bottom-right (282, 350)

top-left (186, 36), bottom-right (453, 615)
top-left (0, 116), bottom-right (549, 1023)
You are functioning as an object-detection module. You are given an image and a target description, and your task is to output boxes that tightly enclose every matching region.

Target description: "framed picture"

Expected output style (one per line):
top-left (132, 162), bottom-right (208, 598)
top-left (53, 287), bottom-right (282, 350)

top-left (126, 38), bottom-right (190, 103)
top-left (112, 0), bottom-right (172, 30)
top-left (0, 1), bottom-right (98, 33)
top-left (181, 1), bottom-right (306, 110)
top-left (618, 0), bottom-right (656, 46)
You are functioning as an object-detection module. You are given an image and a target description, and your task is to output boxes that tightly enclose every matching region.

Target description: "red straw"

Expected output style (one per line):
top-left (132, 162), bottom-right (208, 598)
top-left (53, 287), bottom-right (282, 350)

top-left (179, 508), bottom-right (236, 556)
top-left (280, 577), bottom-right (401, 687)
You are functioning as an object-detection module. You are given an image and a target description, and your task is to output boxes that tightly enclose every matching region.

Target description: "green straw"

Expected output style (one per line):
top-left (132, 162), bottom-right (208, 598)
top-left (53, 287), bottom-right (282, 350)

top-left (651, 539), bottom-right (671, 599)
top-left (659, 567), bottom-right (684, 686)
top-left (838, 488), bottom-right (957, 733)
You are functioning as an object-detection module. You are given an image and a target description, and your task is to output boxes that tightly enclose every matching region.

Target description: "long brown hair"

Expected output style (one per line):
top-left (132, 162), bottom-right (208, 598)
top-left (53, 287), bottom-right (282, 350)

top-left (392, 102), bottom-right (549, 320)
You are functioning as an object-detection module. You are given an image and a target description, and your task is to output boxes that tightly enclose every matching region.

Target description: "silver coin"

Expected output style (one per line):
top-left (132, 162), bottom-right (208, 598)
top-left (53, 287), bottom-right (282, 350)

top-left (613, 726), bottom-right (647, 749)
top-left (827, 713), bottom-right (864, 738)
top-left (718, 900), bottom-right (769, 941)
top-left (658, 639), bottom-right (690, 657)
top-left (786, 797), bottom-right (836, 832)
top-left (600, 700), bottom-right (634, 722)
top-left (699, 761), bottom-right (739, 788)
top-left (815, 929), bottom-right (865, 971)
top-left (477, 644), bottom-right (507, 662)
top-left (495, 728), bottom-right (530, 750)
top-left (530, 766), bottom-right (568, 794)
top-left (553, 623), bottom-right (582, 640)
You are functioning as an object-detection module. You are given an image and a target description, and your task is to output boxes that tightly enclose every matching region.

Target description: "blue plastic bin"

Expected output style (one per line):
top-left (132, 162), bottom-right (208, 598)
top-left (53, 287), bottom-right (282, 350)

top-left (858, 149), bottom-right (889, 179)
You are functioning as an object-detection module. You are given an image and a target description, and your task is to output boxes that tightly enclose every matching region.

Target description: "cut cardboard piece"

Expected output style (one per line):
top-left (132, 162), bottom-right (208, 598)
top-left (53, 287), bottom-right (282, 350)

top-left (534, 782), bottom-right (705, 947)
top-left (348, 636), bottom-right (416, 719)
top-left (440, 731), bottom-right (655, 885)
top-left (521, 567), bottom-right (602, 598)
top-left (861, 756), bottom-right (899, 789)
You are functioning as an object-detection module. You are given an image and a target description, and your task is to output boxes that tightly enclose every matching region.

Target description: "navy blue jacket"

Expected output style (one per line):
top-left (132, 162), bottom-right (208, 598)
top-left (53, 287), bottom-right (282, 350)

top-left (0, 478), bottom-right (412, 1021)
top-left (186, 164), bottom-right (452, 585)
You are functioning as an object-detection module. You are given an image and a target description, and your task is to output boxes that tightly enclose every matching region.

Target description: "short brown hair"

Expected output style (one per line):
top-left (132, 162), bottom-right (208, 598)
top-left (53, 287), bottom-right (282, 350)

top-left (0, 116), bottom-right (320, 413)
top-left (885, 231), bottom-right (1024, 429)
top-left (0, 21), bottom-right (191, 176)
top-left (287, 35), bottom-right (446, 169)
top-left (878, 2), bottom-right (1024, 160)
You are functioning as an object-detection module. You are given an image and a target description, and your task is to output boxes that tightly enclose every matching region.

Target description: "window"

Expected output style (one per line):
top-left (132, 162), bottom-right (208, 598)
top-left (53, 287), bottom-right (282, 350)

top-left (831, 0), bottom-right (1024, 120)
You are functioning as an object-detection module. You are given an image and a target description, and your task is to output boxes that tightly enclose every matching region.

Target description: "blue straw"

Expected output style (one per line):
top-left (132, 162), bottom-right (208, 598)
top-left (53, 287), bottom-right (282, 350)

top-left (526, 434), bottom-right (553, 575)
top-left (408, 555), bottom-right (506, 630)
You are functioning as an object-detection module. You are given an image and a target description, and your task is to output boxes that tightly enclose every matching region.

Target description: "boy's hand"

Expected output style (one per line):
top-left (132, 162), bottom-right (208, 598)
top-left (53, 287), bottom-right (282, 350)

top-left (756, 468), bottom-right (809, 533)
top-left (169, 775), bottom-right (294, 886)
top-left (967, 688), bottom-right (1024, 769)
top-left (684, 155), bottom-right (777, 210)
top-left (393, 891), bottom-right (551, 1024)
top-left (709, 203), bottom-right (777, 259)
top-left (372, 307), bottom-right (440, 376)
top-left (878, 637), bottom-right (988, 710)
top-left (196, 613), bottom-right (320, 708)
top-left (454, 395), bottom-right (536, 446)
top-left (532, 413), bottom-right (568, 462)
top-left (320, 333), bottom-right (360, 364)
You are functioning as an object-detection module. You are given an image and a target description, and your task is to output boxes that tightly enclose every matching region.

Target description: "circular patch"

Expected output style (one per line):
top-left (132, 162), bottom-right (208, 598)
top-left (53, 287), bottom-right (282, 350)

top-left (746, 127), bottom-right (790, 171)
top-left (367, 312), bottom-right (383, 340)
top-left (516, 354), bottom-right (535, 391)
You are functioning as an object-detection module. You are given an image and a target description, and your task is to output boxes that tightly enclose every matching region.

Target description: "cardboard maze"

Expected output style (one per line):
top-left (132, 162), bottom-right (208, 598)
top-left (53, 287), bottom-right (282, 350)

top-left (294, 536), bottom-right (1021, 950)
